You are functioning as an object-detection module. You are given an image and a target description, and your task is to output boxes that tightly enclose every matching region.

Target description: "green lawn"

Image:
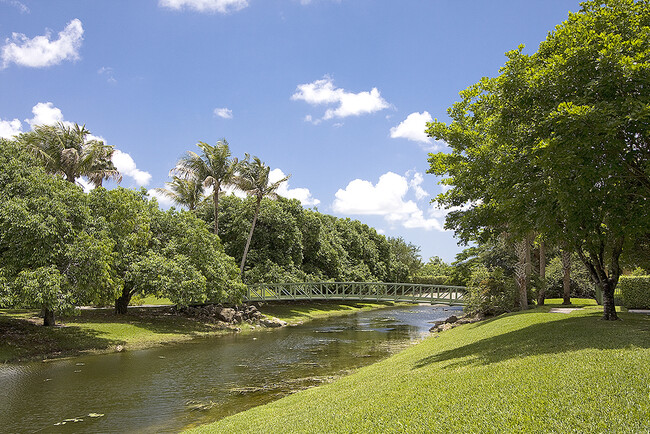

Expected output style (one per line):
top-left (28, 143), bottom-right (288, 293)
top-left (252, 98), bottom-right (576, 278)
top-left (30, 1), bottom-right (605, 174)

top-left (188, 303), bottom-right (650, 433)
top-left (0, 301), bottom-right (394, 363)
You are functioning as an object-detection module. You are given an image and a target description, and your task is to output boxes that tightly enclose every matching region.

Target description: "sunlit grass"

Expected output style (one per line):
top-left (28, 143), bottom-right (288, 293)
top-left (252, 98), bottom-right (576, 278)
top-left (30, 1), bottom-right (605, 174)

top-left (188, 305), bottom-right (650, 433)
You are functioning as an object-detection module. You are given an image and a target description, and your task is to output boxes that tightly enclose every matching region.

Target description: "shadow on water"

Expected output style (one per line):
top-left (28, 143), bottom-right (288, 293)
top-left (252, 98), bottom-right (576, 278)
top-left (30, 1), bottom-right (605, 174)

top-left (413, 310), bottom-right (650, 370)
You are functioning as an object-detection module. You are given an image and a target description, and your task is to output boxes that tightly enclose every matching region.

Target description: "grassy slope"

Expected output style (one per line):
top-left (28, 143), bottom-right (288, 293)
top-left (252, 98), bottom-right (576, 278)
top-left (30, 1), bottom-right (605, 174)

top-left (189, 303), bottom-right (650, 434)
top-left (0, 302), bottom-right (392, 363)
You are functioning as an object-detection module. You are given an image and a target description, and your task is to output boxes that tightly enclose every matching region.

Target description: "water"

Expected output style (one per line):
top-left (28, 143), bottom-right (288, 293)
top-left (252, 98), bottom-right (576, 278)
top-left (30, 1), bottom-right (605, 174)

top-left (0, 304), bottom-right (461, 433)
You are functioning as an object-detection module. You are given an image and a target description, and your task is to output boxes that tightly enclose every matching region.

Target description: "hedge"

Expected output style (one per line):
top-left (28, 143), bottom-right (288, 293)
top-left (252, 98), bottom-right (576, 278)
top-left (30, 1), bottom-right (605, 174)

top-left (619, 276), bottom-right (650, 309)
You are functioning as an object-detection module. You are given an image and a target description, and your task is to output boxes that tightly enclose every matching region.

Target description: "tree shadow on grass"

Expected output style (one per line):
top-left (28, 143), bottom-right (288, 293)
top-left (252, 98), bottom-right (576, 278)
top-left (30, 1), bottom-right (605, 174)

top-left (413, 310), bottom-right (650, 371)
top-left (62, 308), bottom-right (217, 335)
top-left (0, 316), bottom-right (122, 363)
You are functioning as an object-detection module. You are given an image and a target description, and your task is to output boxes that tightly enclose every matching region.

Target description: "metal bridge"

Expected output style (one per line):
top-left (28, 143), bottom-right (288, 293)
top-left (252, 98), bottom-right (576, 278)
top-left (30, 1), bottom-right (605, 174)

top-left (244, 282), bottom-right (465, 305)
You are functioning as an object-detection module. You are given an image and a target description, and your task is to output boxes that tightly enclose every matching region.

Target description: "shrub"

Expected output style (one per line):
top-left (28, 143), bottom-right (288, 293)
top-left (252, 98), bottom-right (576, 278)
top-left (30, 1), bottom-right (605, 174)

top-left (619, 276), bottom-right (650, 309)
top-left (464, 266), bottom-right (517, 316)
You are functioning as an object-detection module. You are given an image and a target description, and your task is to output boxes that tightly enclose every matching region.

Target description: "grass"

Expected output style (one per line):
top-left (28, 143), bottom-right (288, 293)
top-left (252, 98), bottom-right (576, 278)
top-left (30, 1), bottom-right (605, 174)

top-left (187, 302), bottom-right (650, 433)
top-left (0, 301), bottom-right (393, 363)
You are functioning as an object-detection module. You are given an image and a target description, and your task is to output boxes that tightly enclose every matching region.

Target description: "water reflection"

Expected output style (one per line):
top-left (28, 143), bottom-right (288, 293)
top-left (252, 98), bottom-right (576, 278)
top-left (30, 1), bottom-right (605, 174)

top-left (0, 304), bottom-right (461, 433)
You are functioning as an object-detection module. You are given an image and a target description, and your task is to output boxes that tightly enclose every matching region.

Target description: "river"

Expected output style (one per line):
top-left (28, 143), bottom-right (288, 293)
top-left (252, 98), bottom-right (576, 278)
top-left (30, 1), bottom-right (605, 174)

top-left (0, 304), bottom-right (462, 433)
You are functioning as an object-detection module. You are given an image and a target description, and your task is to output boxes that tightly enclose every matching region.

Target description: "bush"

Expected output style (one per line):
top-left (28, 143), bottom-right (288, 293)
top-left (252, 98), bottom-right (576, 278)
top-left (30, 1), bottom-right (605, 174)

top-left (619, 276), bottom-right (650, 309)
top-left (464, 266), bottom-right (517, 316)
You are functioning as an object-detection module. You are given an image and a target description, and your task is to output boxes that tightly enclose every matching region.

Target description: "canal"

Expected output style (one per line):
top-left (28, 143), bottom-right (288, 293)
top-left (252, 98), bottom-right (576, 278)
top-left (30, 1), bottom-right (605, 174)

top-left (0, 304), bottom-right (461, 433)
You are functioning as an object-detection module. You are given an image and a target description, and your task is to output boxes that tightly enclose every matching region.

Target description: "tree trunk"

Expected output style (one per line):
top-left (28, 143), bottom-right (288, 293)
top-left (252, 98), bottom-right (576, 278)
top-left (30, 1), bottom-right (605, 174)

top-left (562, 250), bottom-right (571, 305)
top-left (43, 307), bottom-right (55, 326)
top-left (600, 280), bottom-right (619, 321)
top-left (115, 288), bottom-right (132, 315)
top-left (240, 197), bottom-right (261, 276)
top-left (537, 241), bottom-right (547, 306)
top-left (213, 184), bottom-right (220, 235)
top-left (515, 238), bottom-right (528, 310)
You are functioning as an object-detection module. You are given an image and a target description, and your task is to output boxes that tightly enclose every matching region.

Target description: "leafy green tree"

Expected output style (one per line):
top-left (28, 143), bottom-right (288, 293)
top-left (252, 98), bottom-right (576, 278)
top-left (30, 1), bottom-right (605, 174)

top-left (428, 0), bottom-right (650, 320)
top-left (387, 237), bottom-right (422, 282)
top-left (19, 122), bottom-right (121, 187)
top-left (0, 139), bottom-right (113, 325)
top-left (235, 155), bottom-right (290, 276)
top-left (174, 140), bottom-right (238, 235)
top-left (153, 175), bottom-right (205, 211)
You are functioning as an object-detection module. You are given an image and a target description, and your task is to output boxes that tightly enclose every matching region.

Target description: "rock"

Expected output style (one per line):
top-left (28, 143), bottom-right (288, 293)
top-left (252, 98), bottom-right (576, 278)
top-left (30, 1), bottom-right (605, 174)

top-left (260, 317), bottom-right (287, 328)
top-left (446, 315), bottom-right (458, 324)
top-left (217, 307), bottom-right (236, 323)
top-left (233, 312), bottom-right (244, 323)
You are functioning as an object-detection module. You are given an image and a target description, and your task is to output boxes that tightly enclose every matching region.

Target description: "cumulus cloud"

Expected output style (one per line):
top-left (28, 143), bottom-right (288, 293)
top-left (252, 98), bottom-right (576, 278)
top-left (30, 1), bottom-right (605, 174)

top-left (269, 168), bottom-right (320, 206)
top-left (112, 150), bottom-right (152, 186)
top-left (159, 0), bottom-right (248, 13)
top-left (1, 19), bottom-right (83, 69)
top-left (26, 102), bottom-right (65, 128)
top-left (292, 76), bottom-right (389, 122)
top-left (147, 188), bottom-right (176, 207)
top-left (214, 107), bottom-right (233, 119)
top-left (0, 118), bottom-right (23, 139)
top-left (17, 102), bottom-right (152, 187)
top-left (408, 171), bottom-right (429, 200)
top-left (390, 111), bottom-right (448, 151)
top-left (333, 171), bottom-right (443, 231)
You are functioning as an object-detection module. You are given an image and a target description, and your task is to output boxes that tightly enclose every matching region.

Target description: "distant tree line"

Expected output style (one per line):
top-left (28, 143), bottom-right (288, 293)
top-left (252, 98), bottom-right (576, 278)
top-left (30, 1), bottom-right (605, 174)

top-left (0, 130), bottom-right (430, 325)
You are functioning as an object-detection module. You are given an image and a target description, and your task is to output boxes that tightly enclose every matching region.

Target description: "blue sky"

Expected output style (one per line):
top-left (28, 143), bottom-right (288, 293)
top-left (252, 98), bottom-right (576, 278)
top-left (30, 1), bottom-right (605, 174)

top-left (0, 0), bottom-right (578, 263)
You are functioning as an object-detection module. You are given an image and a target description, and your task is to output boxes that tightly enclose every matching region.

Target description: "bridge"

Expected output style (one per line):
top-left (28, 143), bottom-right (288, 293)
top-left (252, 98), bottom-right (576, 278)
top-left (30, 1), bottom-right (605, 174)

top-left (244, 282), bottom-right (465, 305)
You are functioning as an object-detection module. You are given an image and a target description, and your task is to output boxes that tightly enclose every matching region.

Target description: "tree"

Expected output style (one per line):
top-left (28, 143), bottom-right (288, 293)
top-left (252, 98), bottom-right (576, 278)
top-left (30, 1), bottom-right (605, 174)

top-left (0, 139), bottom-right (113, 325)
top-left (19, 122), bottom-right (121, 187)
top-left (235, 155), bottom-right (290, 276)
top-left (427, 0), bottom-right (650, 320)
top-left (174, 140), bottom-right (238, 235)
top-left (153, 175), bottom-right (205, 211)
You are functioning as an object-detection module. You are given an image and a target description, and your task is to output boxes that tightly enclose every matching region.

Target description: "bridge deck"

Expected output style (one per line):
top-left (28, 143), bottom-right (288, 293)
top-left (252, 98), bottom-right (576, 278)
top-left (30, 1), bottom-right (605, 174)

top-left (244, 282), bottom-right (465, 305)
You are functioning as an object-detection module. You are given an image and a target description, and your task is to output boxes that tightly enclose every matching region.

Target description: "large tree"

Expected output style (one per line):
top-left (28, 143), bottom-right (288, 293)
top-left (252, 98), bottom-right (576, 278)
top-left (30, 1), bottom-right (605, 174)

top-left (174, 140), bottom-right (238, 235)
top-left (19, 122), bottom-right (121, 187)
top-left (153, 175), bottom-right (205, 211)
top-left (235, 155), bottom-right (289, 276)
top-left (428, 0), bottom-right (650, 320)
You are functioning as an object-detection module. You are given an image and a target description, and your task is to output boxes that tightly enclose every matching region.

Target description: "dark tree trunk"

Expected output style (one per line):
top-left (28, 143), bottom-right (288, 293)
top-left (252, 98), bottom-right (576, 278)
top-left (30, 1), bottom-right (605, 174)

top-left (43, 307), bottom-right (55, 326)
top-left (601, 280), bottom-right (619, 321)
top-left (515, 238), bottom-right (528, 310)
top-left (537, 241), bottom-right (547, 306)
top-left (115, 288), bottom-right (133, 315)
top-left (562, 250), bottom-right (571, 305)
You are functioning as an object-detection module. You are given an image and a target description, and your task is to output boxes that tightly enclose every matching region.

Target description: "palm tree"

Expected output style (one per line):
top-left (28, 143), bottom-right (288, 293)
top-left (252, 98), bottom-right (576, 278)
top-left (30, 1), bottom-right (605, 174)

top-left (236, 154), bottom-right (290, 276)
top-left (153, 175), bottom-right (205, 211)
top-left (174, 140), bottom-right (237, 235)
top-left (21, 122), bottom-right (122, 187)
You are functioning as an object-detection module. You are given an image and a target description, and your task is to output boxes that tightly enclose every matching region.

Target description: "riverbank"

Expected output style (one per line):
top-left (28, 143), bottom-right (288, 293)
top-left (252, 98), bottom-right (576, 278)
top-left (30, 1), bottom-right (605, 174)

top-left (188, 302), bottom-right (650, 433)
top-left (0, 301), bottom-right (395, 363)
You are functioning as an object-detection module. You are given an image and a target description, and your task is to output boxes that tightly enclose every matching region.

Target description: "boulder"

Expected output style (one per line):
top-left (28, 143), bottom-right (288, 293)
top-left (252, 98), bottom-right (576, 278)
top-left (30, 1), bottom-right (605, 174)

top-left (259, 317), bottom-right (287, 328)
top-left (217, 307), bottom-right (236, 323)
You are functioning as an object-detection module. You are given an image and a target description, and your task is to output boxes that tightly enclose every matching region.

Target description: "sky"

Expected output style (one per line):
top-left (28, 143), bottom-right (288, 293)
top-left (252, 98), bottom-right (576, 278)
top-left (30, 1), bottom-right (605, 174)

top-left (0, 0), bottom-right (579, 263)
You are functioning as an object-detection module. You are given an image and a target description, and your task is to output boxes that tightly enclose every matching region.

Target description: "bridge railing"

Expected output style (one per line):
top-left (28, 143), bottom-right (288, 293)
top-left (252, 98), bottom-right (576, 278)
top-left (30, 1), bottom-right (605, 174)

top-left (245, 282), bottom-right (465, 305)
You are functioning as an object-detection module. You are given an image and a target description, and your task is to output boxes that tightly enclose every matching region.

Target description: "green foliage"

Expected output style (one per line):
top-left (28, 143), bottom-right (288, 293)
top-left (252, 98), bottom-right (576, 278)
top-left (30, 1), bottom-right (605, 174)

top-left (545, 254), bottom-right (595, 299)
top-left (464, 265), bottom-right (517, 316)
top-left (619, 276), bottom-right (650, 309)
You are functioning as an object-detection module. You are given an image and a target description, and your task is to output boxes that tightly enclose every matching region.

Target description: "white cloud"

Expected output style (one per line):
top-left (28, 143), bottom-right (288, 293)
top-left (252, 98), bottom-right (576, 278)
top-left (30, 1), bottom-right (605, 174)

top-left (147, 188), bottom-right (176, 207)
top-left (214, 107), bottom-right (233, 119)
top-left (1, 19), bottom-right (83, 69)
top-left (98, 66), bottom-right (116, 83)
top-left (292, 76), bottom-right (389, 122)
top-left (112, 150), bottom-right (152, 186)
top-left (269, 168), bottom-right (320, 206)
top-left (221, 184), bottom-right (247, 199)
top-left (159, 0), bottom-right (248, 13)
top-left (333, 171), bottom-right (443, 231)
top-left (390, 111), bottom-right (432, 143)
top-left (26, 102), bottom-right (65, 128)
top-left (408, 171), bottom-right (429, 200)
top-left (0, 118), bottom-right (22, 139)
top-left (1, 0), bottom-right (29, 13)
